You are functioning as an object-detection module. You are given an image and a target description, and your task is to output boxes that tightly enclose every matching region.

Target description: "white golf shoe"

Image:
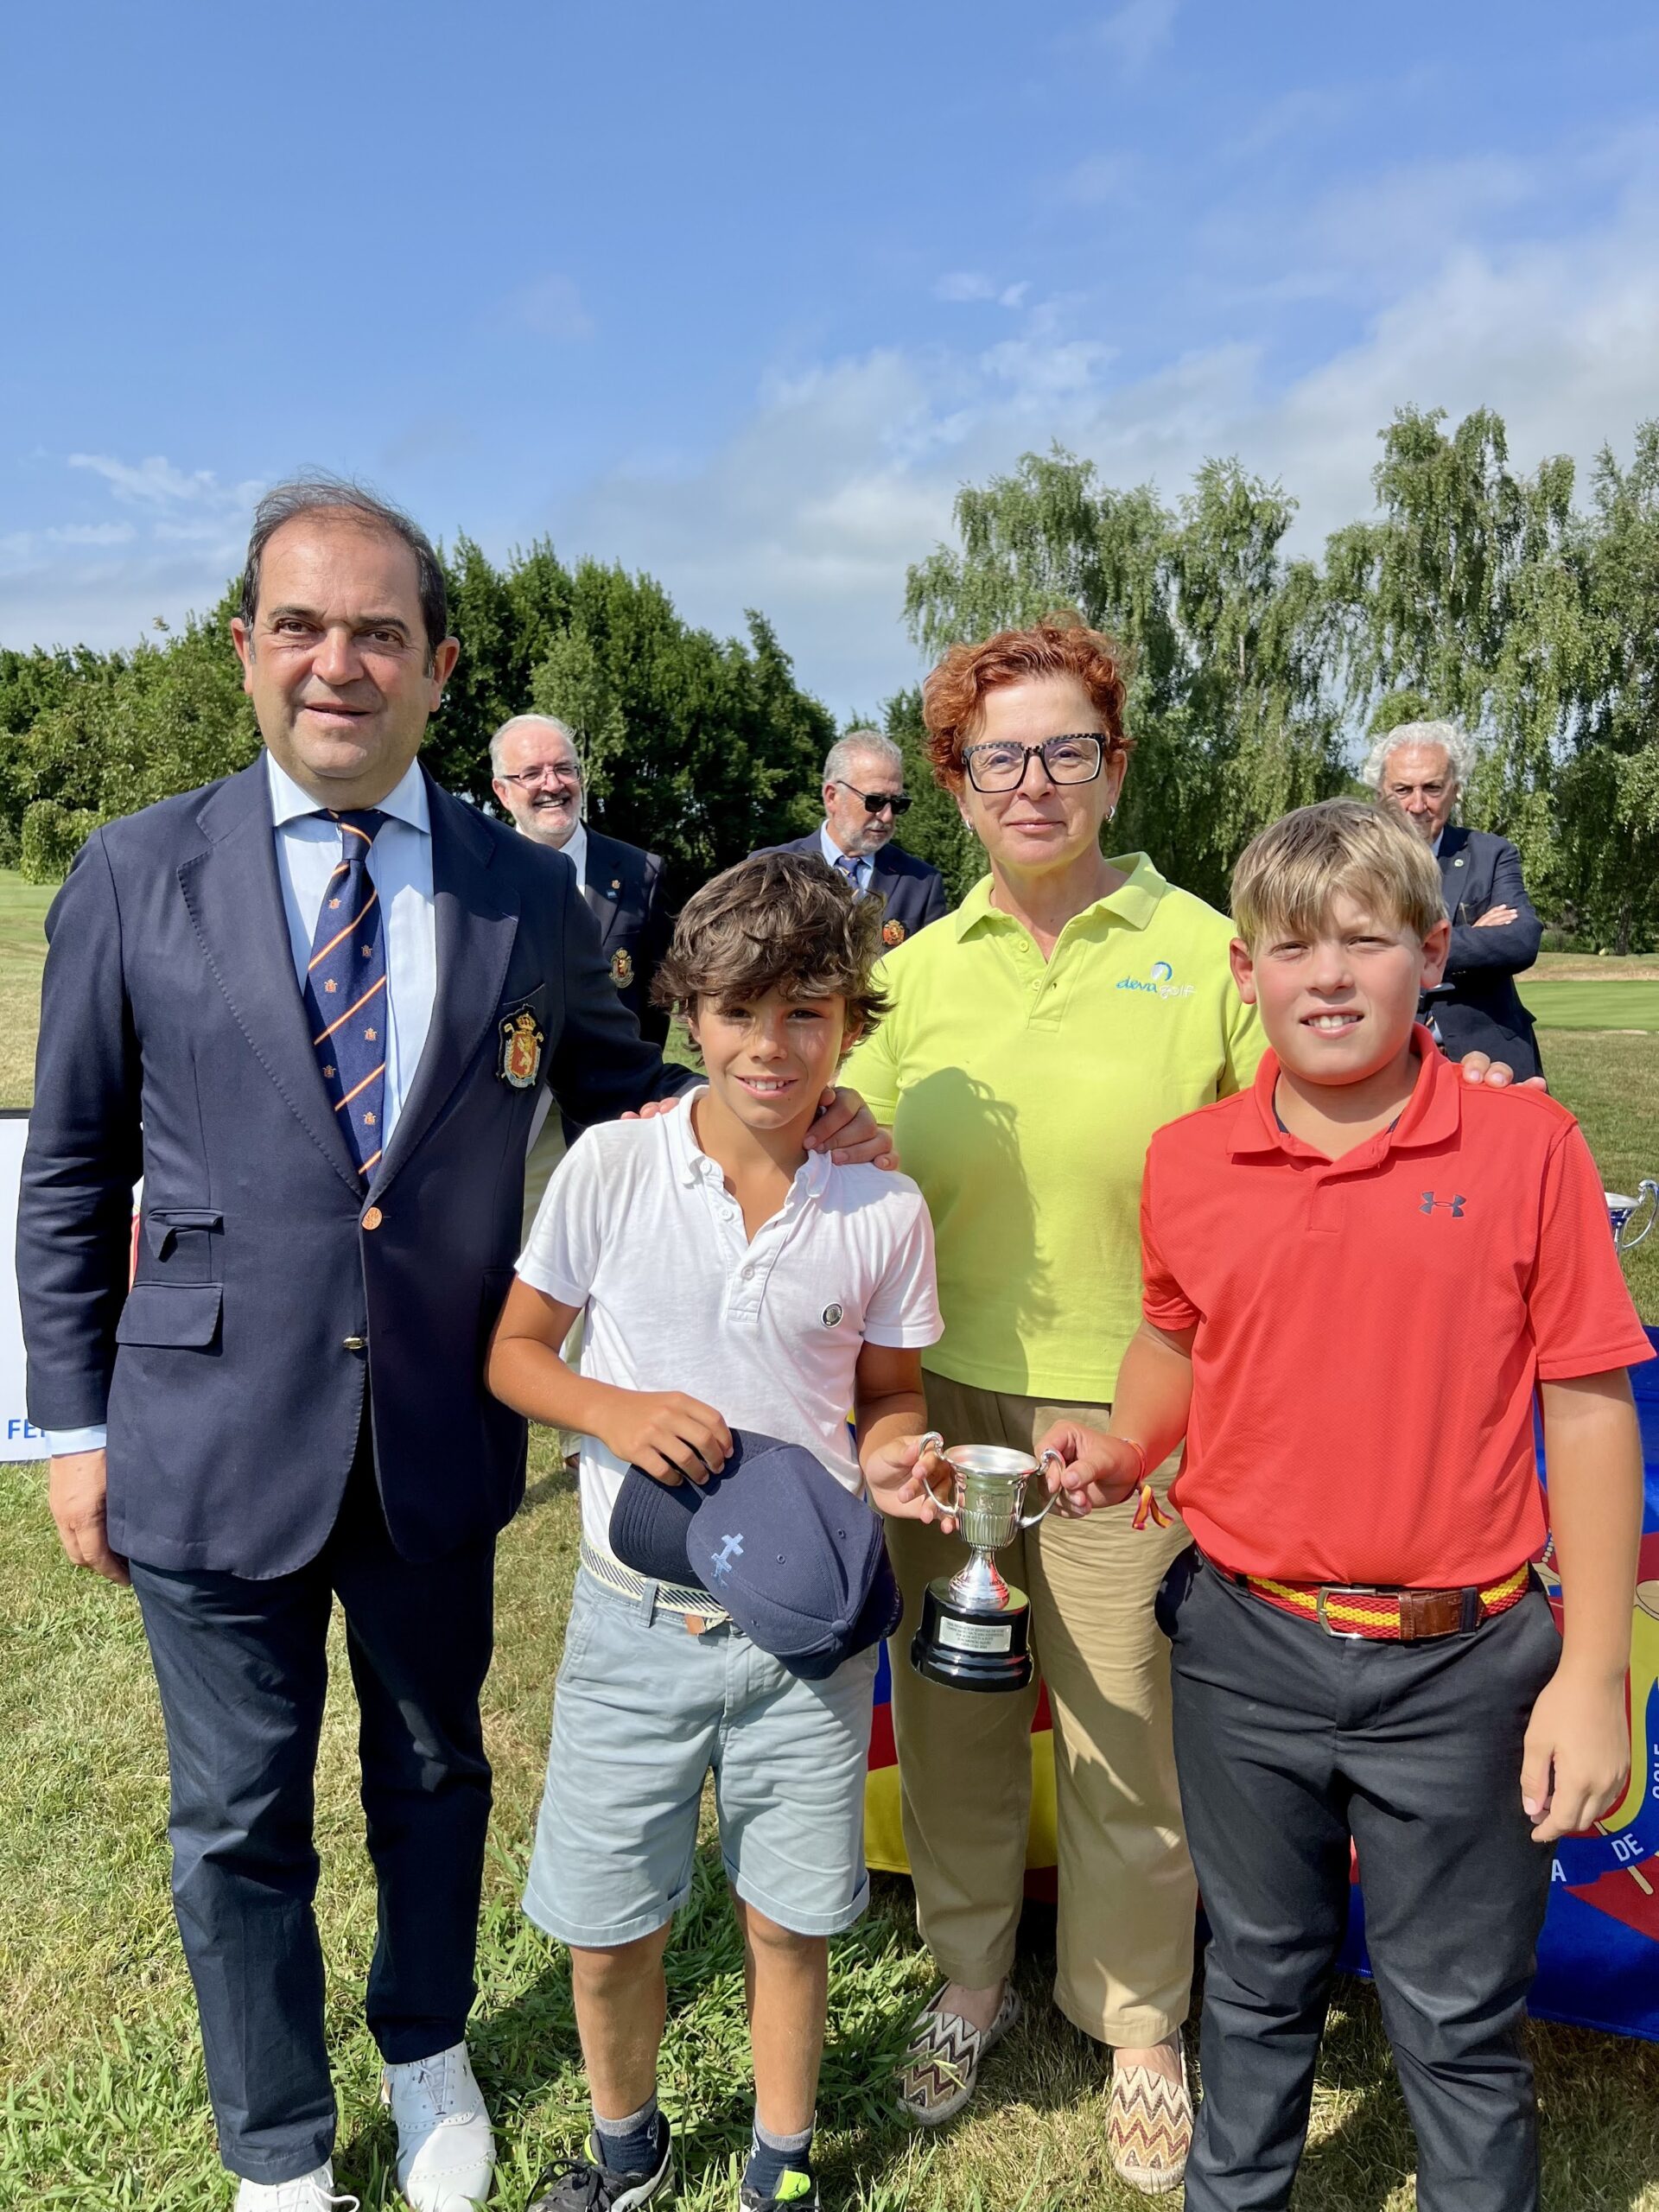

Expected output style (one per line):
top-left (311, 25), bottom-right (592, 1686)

top-left (234, 2164), bottom-right (358, 2210)
top-left (382, 2040), bottom-right (496, 2210)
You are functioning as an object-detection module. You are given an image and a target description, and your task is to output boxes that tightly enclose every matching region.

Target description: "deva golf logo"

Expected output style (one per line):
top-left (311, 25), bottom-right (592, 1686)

top-left (1117, 958), bottom-right (1195, 1001)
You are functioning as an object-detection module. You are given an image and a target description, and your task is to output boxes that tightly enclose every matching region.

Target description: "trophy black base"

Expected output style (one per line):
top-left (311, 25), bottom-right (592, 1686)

top-left (910, 1576), bottom-right (1033, 1693)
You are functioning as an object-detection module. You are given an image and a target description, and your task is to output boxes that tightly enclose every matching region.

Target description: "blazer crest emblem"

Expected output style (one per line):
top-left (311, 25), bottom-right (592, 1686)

top-left (881, 918), bottom-right (907, 946)
top-left (610, 947), bottom-right (634, 988)
top-left (498, 1005), bottom-right (545, 1090)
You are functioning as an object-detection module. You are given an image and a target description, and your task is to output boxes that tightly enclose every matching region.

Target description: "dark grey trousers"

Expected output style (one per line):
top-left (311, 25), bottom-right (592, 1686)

top-left (1162, 1550), bottom-right (1560, 2212)
top-left (129, 1438), bottom-right (496, 2184)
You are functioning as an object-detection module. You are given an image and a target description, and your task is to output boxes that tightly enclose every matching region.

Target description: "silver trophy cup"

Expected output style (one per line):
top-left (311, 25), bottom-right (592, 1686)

top-left (1606, 1181), bottom-right (1658, 1257)
top-left (911, 1441), bottom-right (1064, 1693)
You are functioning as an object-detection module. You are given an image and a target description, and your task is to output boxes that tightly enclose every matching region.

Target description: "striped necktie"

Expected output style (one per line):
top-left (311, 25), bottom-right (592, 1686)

top-left (305, 809), bottom-right (387, 1179)
top-left (836, 851), bottom-right (861, 887)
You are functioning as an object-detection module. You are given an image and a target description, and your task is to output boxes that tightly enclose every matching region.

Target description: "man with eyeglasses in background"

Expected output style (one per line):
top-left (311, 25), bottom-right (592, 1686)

top-left (490, 714), bottom-right (671, 1046)
top-left (758, 730), bottom-right (949, 944)
top-left (492, 713), bottom-right (676, 1227)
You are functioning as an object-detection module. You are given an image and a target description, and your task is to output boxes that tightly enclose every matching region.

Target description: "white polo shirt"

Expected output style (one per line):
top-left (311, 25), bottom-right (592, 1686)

top-left (515, 1090), bottom-right (943, 1569)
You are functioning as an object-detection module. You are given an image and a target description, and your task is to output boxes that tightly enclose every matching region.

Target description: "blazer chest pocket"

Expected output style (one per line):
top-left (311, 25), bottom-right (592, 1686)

top-left (142, 1205), bottom-right (222, 1284)
top-left (116, 1283), bottom-right (223, 1349)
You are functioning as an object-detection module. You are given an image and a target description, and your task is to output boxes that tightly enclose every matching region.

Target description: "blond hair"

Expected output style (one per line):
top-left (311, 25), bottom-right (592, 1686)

top-left (1231, 799), bottom-right (1446, 947)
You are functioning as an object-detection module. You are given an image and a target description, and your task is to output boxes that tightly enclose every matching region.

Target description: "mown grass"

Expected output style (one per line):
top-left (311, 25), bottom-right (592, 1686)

top-left (1528, 982), bottom-right (1659, 1031)
top-left (6, 1438), bottom-right (1659, 2209)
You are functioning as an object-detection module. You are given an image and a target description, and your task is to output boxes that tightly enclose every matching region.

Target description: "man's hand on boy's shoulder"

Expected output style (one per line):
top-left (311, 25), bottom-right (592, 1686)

top-left (866, 1433), bottom-right (958, 1533)
top-left (1521, 1667), bottom-right (1632, 1843)
top-left (1456, 1050), bottom-right (1548, 1093)
top-left (626, 1085), bottom-right (898, 1168)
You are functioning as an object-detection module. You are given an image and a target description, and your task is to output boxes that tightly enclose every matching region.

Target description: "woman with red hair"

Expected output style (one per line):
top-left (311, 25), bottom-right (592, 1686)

top-left (844, 616), bottom-right (1256, 2191)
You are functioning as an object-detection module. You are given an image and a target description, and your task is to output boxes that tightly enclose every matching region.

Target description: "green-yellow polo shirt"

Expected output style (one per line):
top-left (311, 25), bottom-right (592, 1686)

top-left (843, 855), bottom-right (1263, 1402)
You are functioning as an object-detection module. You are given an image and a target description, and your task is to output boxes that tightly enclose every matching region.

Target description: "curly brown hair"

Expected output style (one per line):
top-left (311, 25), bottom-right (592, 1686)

top-left (921, 612), bottom-right (1135, 787)
top-left (652, 851), bottom-right (890, 1042)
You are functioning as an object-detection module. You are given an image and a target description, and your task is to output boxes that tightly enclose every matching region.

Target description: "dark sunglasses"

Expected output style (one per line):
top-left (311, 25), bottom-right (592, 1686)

top-left (834, 780), bottom-right (912, 816)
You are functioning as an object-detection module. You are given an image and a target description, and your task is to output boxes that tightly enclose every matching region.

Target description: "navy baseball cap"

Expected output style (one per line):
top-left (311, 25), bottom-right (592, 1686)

top-left (608, 1428), bottom-right (903, 1678)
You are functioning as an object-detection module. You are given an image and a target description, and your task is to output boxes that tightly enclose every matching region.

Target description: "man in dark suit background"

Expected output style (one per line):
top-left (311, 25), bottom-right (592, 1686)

top-left (489, 713), bottom-right (671, 1046)
top-left (1366, 718), bottom-right (1544, 1081)
top-left (491, 711), bottom-right (674, 1223)
top-left (18, 480), bottom-right (883, 2212)
top-left (760, 729), bottom-right (949, 945)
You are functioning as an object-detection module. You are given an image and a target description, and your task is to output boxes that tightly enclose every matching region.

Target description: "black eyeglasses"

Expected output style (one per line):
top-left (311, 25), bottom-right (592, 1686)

top-left (834, 780), bottom-right (912, 816)
top-left (962, 734), bottom-right (1106, 794)
top-left (495, 762), bottom-right (581, 790)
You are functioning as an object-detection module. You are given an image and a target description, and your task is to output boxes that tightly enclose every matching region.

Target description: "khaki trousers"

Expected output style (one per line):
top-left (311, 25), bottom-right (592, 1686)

top-left (885, 1369), bottom-right (1197, 2046)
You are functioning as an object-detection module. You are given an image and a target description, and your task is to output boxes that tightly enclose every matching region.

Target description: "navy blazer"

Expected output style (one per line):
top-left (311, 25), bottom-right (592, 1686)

top-left (760, 831), bottom-right (950, 944)
top-left (17, 759), bottom-right (693, 1577)
top-left (1424, 825), bottom-right (1544, 1079)
top-left (581, 826), bottom-right (671, 1046)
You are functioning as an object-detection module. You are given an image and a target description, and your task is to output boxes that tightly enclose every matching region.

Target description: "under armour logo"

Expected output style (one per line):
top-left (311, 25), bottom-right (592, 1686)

top-left (1421, 1192), bottom-right (1466, 1217)
top-left (710, 1533), bottom-right (745, 1581)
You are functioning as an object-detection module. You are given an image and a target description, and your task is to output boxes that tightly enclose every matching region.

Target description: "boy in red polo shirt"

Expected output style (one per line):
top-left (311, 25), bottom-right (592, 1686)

top-left (1039, 800), bottom-right (1650, 2212)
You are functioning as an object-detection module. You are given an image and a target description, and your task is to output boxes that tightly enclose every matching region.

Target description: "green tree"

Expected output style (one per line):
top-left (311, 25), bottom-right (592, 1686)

top-left (1554, 424), bottom-right (1659, 952)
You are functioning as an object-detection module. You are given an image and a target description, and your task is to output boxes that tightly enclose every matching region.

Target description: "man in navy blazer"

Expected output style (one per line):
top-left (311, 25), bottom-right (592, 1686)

top-left (1366, 719), bottom-right (1544, 1080)
top-left (489, 713), bottom-right (671, 1046)
top-left (758, 729), bottom-right (949, 945)
top-left (17, 480), bottom-right (882, 2211)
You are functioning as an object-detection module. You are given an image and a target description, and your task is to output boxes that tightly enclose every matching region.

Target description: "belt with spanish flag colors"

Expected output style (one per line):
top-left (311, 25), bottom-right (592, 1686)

top-left (1209, 1556), bottom-right (1533, 1643)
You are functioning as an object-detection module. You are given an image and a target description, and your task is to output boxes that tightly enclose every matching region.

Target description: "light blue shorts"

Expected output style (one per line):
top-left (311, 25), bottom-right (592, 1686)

top-left (524, 1569), bottom-right (878, 1946)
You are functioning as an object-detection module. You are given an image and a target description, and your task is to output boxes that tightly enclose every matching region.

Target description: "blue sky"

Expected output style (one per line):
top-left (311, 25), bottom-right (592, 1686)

top-left (3, 0), bottom-right (1657, 715)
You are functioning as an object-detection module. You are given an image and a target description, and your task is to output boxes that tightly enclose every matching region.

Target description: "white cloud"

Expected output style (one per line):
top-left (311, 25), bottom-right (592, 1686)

top-left (1058, 151), bottom-right (1136, 207)
top-left (67, 452), bottom-right (260, 512)
top-left (548, 143), bottom-right (1659, 716)
top-left (498, 271), bottom-right (595, 342)
top-left (10, 134), bottom-right (1659, 722)
top-left (47, 521), bottom-right (136, 547)
top-left (933, 272), bottom-right (1033, 308)
top-left (933, 271), bottom-right (999, 302)
top-left (0, 454), bottom-right (264, 650)
top-left (1092, 0), bottom-right (1179, 79)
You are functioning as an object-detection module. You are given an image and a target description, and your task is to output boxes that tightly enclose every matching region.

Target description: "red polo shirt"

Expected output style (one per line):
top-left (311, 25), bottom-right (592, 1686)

top-left (1140, 1028), bottom-right (1654, 1586)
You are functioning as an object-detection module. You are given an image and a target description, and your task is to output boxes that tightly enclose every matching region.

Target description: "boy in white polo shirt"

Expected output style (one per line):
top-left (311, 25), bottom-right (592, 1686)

top-left (488, 852), bottom-right (945, 2212)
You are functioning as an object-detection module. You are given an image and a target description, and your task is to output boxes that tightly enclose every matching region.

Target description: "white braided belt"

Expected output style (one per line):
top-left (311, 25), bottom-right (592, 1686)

top-left (578, 1535), bottom-right (728, 1623)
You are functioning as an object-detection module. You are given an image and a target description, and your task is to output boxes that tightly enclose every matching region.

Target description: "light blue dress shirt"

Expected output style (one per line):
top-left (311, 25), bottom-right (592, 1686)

top-left (818, 823), bottom-right (872, 893)
top-left (48, 750), bottom-right (440, 1458)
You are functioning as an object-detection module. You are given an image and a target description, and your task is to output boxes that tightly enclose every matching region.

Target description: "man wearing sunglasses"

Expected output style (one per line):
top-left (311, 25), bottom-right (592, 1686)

top-left (759, 730), bottom-right (949, 943)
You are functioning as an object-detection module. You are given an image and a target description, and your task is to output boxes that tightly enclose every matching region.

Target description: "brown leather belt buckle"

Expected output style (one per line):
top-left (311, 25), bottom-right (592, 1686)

top-left (1396, 1588), bottom-right (1465, 1641)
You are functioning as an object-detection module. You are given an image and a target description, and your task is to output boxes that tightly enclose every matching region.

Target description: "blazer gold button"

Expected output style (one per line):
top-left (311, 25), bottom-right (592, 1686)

top-left (341, 1335), bottom-right (365, 1352)
top-left (361, 1205), bottom-right (384, 1231)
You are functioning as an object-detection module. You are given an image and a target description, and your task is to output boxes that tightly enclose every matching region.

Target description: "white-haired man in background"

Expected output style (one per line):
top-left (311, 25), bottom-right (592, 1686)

top-left (1363, 718), bottom-right (1543, 1079)
top-left (490, 714), bottom-right (671, 1046)
top-left (756, 730), bottom-right (949, 945)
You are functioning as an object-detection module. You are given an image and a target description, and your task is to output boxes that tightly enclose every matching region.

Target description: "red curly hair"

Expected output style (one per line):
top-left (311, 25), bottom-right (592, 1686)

top-left (921, 613), bottom-right (1134, 787)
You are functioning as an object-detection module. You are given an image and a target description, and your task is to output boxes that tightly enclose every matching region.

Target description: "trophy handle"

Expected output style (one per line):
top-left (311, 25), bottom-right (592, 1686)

top-left (1018, 1447), bottom-right (1067, 1528)
top-left (1625, 1180), bottom-right (1659, 1252)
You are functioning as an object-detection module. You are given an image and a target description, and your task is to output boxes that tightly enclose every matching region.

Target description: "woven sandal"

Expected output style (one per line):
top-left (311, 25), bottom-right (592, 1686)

top-left (1107, 2041), bottom-right (1192, 2195)
top-left (895, 1983), bottom-right (1021, 2126)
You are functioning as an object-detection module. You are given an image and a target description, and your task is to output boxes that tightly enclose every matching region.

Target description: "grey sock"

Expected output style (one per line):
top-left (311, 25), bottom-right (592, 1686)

top-left (593, 2094), bottom-right (660, 2177)
top-left (744, 2117), bottom-right (815, 2197)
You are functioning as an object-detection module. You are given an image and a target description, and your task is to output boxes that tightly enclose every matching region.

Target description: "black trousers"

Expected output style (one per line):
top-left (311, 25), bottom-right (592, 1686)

top-left (1163, 1551), bottom-right (1560, 2212)
top-left (129, 1429), bottom-right (496, 2184)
